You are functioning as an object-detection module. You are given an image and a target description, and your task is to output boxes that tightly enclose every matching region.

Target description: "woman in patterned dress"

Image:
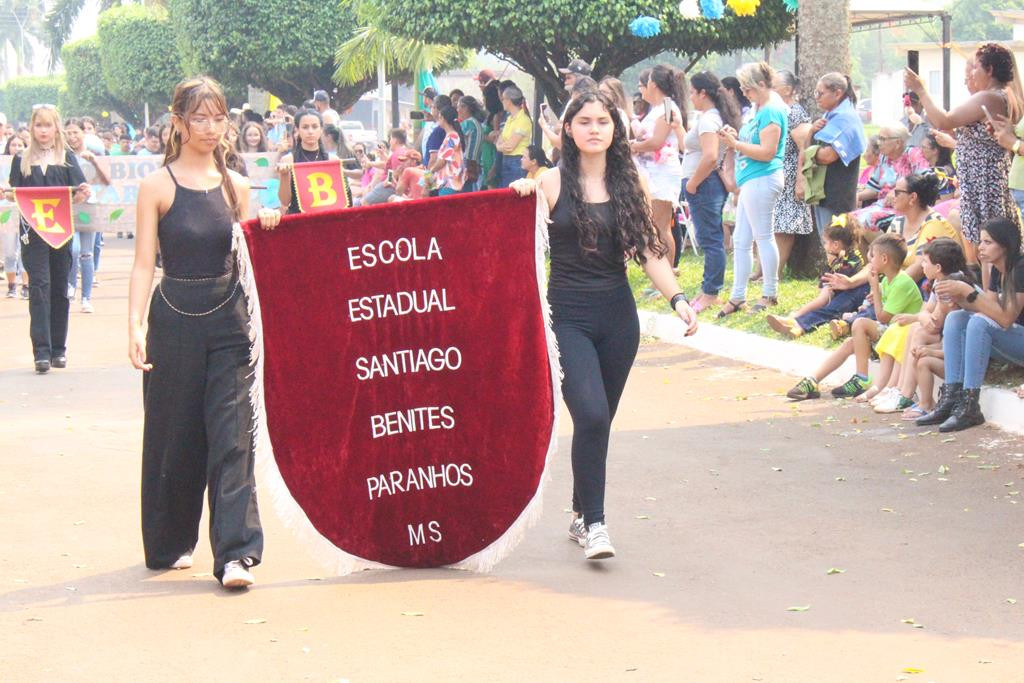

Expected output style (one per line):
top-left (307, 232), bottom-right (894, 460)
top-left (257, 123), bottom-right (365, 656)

top-left (771, 70), bottom-right (813, 278)
top-left (905, 43), bottom-right (1021, 276)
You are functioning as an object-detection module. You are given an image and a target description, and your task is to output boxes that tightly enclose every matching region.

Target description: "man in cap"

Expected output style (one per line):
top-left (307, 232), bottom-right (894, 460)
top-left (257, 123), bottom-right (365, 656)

top-left (559, 59), bottom-right (592, 93)
top-left (419, 87), bottom-right (439, 160)
top-left (313, 89), bottom-right (341, 126)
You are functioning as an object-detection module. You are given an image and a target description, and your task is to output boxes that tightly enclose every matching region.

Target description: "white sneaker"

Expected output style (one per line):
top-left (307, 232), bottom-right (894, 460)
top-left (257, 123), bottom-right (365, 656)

top-left (873, 391), bottom-right (905, 413)
top-left (67, 285), bottom-right (76, 299)
top-left (869, 387), bottom-right (896, 407)
top-left (221, 559), bottom-right (254, 589)
top-left (584, 523), bottom-right (615, 560)
top-left (81, 298), bottom-right (94, 314)
top-left (170, 553), bottom-right (193, 569)
top-left (568, 515), bottom-right (586, 547)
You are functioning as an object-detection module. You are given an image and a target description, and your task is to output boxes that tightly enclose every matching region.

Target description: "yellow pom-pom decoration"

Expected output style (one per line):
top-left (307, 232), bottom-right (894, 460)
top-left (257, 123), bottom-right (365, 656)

top-left (727, 0), bottom-right (760, 16)
top-left (101, 111), bottom-right (109, 118)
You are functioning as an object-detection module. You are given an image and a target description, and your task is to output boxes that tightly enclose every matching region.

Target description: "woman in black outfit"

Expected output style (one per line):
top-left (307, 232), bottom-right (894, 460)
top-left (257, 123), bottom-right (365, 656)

top-left (276, 108), bottom-right (330, 215)
top-left (128, 76), bottom-right (281, 590)
top-left (6, 104), bottom-right (91, 373)
top-left (513, 91), bottom-right (698, 560)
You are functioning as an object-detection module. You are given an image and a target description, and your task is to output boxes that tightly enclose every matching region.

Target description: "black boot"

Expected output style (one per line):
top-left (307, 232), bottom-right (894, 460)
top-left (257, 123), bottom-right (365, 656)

top-left (939, 388), bottom-right (985, 433)
top-left (916, 383), bottom-right (961, 426)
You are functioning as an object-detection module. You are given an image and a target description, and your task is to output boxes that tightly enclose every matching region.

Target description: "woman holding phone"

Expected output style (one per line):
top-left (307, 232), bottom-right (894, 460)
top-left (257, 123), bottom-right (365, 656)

top-left (905, 43), bottom-right (1021, 269)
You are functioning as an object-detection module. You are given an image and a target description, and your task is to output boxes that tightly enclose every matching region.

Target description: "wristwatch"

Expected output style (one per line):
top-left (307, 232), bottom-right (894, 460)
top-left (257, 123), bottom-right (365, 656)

top-left (966, 290), bottom-right (979, 304)
top-left (669, 292), bottom-right (689, 310)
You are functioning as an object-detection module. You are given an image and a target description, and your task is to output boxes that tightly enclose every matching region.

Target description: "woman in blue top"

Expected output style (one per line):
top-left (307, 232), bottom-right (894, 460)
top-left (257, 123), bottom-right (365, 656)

top-left (717, 62), bottom-right (788, 316)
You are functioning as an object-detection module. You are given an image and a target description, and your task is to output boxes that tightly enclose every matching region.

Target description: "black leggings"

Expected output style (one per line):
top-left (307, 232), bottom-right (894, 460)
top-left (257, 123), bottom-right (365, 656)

top-left (550, 285), bottom-right (640, 526)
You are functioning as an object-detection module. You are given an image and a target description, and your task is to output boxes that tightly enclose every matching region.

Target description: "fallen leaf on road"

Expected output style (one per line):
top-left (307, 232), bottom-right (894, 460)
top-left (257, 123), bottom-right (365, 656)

top-left (14, 579), bottom-right (28, 584)
top-left (826, 568), bottom-right (845, 575)
top-left (244, 618), bottom-right (266, 625)
top-left (401, 612), bottom-right (425, 617)
top-left (835, 476), bottom-right (846, 481)
top-left (978, 660), bottom-right (992, 664)
top-left (786, 605), bottom-right (810, 612)
top-left (901, 668), bottom-right (924, 674)
top-left (1007, 598), bottom-right (1017, 604)
top-left (772, 467), bottom-right (783, 472)
top-left (65, 587), bottom-right (77, 592)
top-left (652, 572), bottom-right (665, 578)
top-left (191, 573), bottom-right (212, 578)
top-left (26, 617), bottom-right (42, 622)
top-left (897, 434), bottom-right (908, 440)
top-left (978, 465), bottom-right (1000, 470)
top-left (644, 496), bottom-right (657, 501)
top-left (881, 508), bottom-right (896, 513)
top-left (941, 437), bottom-right (956, 443)
top-left (73, 520), bottom-right (86, 526)
top-left (635, 515), bottom-right (651, 520)
top-left (938, 465), bottom-right (950, 474)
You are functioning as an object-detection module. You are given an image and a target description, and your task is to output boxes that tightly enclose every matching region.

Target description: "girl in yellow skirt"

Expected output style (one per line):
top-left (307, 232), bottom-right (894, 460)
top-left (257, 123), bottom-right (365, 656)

top-left (870, 238), bottom-right (970, 413)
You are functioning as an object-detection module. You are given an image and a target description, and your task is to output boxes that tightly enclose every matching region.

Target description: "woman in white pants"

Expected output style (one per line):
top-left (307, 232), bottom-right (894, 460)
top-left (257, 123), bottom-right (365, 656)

top-left (717, 62), bottom-right (789, 316)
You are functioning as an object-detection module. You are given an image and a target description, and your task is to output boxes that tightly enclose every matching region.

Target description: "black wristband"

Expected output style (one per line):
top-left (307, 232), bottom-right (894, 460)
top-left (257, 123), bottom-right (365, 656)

top-left (669, 292), bottom-right (689, 310)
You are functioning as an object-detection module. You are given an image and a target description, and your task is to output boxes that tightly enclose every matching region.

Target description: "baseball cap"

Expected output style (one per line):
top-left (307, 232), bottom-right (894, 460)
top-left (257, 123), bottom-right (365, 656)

top-left (313, 89), bottom-right (330, 102)
top-left (421, 87), bottom-right (438, 100)
top-left (472, 69), bottom-right (496, 83)
top-left (558, 59), bottom-right (592, 77)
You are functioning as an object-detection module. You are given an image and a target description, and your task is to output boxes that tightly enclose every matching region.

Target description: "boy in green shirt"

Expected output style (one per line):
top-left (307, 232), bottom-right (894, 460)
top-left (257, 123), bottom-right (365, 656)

top-left (787, 233), bottom-right (924, 400)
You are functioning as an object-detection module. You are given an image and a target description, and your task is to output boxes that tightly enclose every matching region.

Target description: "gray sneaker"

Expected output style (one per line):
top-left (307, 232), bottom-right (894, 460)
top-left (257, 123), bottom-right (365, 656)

top-left (221, 559), bottom-right (254, 589)
top-left (568, 516), bottom-right (586, 547)
top-left (584, 523), bottom-right (615, 560)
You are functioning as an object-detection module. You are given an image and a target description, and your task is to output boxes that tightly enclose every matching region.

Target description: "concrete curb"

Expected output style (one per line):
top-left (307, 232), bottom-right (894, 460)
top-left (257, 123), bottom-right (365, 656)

top-left (637, 310), bottom-right (1024, 436)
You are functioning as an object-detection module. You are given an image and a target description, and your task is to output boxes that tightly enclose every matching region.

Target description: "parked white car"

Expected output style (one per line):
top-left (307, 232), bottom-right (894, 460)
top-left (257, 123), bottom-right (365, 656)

top-left (338, 120), bottom-right (377, 148)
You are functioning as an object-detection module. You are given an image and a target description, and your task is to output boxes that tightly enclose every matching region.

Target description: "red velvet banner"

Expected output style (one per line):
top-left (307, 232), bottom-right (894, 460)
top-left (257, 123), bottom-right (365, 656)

top-left (291, 160), bottom-right (353, 213)
top-left (13, 186), bottom-right (74, 249)
top-left (238, 190), bottom-right (557, 571)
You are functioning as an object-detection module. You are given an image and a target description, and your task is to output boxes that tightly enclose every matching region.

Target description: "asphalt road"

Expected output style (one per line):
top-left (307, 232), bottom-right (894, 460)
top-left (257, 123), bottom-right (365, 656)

top-left (2, 241), bottom-right (1022, 682)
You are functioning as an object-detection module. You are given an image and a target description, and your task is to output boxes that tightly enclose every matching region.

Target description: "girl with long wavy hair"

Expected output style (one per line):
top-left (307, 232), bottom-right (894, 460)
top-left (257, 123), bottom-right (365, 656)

top-left (128, 76), bottom-right (281, 590)
top-left (513, 91), bottom-right (697, 560)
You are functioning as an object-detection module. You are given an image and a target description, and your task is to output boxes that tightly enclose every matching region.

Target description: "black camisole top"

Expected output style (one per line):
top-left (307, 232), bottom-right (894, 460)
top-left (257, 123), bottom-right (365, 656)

top-left (547, 191), bottom-right (627, 291)
top-left (158, 166), bottom-right (235, 278)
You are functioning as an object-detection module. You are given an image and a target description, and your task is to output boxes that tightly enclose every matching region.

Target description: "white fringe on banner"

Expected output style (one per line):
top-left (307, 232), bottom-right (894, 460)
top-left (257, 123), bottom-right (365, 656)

top-left (231, 192), bottom-right (561, 575)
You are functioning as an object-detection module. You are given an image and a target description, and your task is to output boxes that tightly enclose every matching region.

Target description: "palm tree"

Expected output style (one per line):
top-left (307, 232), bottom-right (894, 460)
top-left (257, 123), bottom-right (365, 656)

top-left (333, 23), bottom-right (470, 88)
top-left (1, 0), bottom-right (46, 77)
top-left (43, 0), bottom-right (121, 69)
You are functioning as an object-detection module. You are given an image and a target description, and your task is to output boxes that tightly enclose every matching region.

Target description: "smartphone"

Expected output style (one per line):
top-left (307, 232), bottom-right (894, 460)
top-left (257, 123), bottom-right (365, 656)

top-left (907, 50), bottom-right (920, 75)
top-left (409, 110), bottom-right (426, 121)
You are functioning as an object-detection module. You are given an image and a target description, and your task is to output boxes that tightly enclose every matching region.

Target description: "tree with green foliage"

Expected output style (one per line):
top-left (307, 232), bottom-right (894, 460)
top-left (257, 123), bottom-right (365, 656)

top-left (168, 0), bottom-right (367, 107)
top-left (0, 75), bottom-right (63, 123)
top-left (363, 0), bottom-right (795, 106)
top-left (950, 0), bottom-right (1024, 42)
top-left (97, 4), bottom-right (182, 114)
top-left (44, 0), bottom-right (124, 69)
top-left (60, 35), bottom-right (141, 124)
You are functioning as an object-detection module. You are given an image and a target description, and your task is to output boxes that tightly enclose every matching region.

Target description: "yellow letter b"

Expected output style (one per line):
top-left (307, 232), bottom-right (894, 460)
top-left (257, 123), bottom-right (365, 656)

top-left (307, 172), bottom-right (338, 208)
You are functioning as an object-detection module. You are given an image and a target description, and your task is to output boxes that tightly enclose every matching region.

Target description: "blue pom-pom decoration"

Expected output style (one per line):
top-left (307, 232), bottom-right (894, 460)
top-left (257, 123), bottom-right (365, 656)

top-left (784, 0), bottom-right (798, 11)
top-left (629, 16), bottom-right (662, 38)
top-left (700, 0), bottom-right (725, 20)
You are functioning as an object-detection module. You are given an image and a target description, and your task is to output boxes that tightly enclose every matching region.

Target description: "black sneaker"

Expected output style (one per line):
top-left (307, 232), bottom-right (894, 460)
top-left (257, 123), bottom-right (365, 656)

top-left (20, 285), bottom-right (29, 300)
top-left (831, 374), bottom-right (870, 399)
top-left (51, 356), bottom-right (67, 369)
top-left (35, 360), bottom-right (50, 374)
top-left (787, 377), bottom-right (820, 400)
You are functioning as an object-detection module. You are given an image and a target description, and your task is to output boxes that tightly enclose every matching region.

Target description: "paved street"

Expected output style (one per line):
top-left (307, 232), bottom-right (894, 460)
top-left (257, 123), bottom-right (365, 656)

top-left (2, 241), bottom-right (1023, 682)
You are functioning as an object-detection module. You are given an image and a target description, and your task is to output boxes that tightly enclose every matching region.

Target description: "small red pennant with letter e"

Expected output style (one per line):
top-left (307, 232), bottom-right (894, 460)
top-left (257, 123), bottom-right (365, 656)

top-left (14, 186), bottom-right (75, 249)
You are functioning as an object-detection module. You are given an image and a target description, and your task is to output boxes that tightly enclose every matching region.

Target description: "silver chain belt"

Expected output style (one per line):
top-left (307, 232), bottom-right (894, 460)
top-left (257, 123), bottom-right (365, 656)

top-left (158, 274), bottom-right (239, 318)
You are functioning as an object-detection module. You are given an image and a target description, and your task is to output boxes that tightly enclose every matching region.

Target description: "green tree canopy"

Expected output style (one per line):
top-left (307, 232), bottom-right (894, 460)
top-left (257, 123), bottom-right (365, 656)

top-left (0, 75), bottom-right (63, 124)
top-left (60, 35), bottom-right (141, 124)
top-left (950, 0), bottom-right (1024, 42)
top-left (97, 4), bottom-right (182, 114)
top-left (364, 0), bottom-right (795, 106)
top-left (168, 0), bottom-right (367, 108)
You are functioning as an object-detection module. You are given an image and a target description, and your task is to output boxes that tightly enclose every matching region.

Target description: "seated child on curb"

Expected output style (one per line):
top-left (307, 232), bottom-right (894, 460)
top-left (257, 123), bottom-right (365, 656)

top-left (786, 233), bottom-right (924, 400)
top-left (868, 237), bottom-right (968, 413)
top-left (767, 217), bottom-right (866, 338)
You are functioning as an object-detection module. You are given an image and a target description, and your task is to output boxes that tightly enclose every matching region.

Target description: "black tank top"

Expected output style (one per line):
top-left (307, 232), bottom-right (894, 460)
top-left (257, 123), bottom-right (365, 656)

top-left (548, 191), bottom-right (627, 291)
top-left (158, 166), bottom-right (235, 278)
top-left (288, 146), bottom-right (329, 214)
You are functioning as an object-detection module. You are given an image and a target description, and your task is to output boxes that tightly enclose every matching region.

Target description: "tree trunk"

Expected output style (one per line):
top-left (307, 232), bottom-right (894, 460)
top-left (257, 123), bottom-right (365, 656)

top-left (791, 0), bottom-right (852, 278)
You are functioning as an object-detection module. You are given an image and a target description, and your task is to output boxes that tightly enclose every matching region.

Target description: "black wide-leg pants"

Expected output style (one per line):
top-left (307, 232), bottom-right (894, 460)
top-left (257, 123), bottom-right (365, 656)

top-left (550, 284), bottom-right (640, 527)
top-left (141, 272), bottom-right (263, 578)
top-left (21, 229), bottom-right (71, 362)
